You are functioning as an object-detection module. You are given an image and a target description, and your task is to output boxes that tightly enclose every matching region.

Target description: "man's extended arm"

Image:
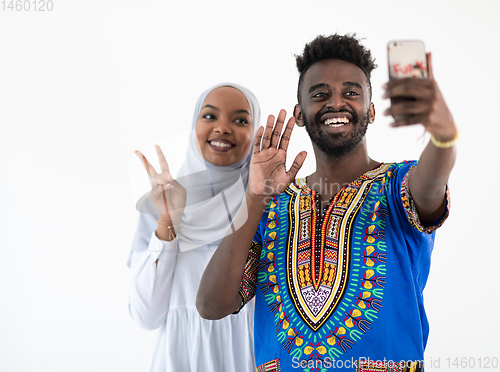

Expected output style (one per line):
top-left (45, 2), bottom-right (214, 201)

top-left (384, 53), bottom-right (456, 224)
top-left (196, 110), bottom-right (307, 320)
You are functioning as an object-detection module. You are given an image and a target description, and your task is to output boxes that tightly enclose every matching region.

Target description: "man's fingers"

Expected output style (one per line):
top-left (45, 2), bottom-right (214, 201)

top-left (390, 114), bottom-right (428, 127)
top-left (135, 150), bottom-right (158, 177)
top-left (385, 79), bottom-right (434, 101)
top-left (287, 151), bottom-right (307, 181)
top-left (261, 115), bottom-right (275, 149)
top-left (270, 110), bottom-right (286, 148)
top-left (279, 116), bottom-right (296, 151)
top-left (253, 126), bottom-right (264, 154)
top-left (262, 110), bottom-right (287, 149)
top-left (386, 101), bottom-right (432, 117)
top-left (426, 52), bottom-right (434, 80)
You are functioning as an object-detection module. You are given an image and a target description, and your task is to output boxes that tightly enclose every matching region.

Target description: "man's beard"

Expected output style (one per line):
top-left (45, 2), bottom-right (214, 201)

top-left (303, 107), bottom-right (370, 157)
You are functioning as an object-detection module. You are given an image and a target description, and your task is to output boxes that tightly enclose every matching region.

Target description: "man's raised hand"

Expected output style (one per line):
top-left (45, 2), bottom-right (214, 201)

top-left (247, 109), bottom-right (307, 204)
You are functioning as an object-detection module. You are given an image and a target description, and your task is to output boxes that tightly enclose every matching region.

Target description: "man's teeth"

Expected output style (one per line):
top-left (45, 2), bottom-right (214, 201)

top-left (324, 117), bottom-right (349, 127)
top-left (210, 141), bottom-right (232, 148)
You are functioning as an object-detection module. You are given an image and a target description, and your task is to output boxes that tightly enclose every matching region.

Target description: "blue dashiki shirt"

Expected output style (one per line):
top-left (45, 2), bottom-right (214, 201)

top-left (238, 161), bottom-right (450, 372)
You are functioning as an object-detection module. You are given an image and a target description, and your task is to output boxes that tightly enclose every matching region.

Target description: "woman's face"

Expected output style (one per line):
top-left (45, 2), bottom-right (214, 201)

top-left (195, 87), bottom-right (254, 166)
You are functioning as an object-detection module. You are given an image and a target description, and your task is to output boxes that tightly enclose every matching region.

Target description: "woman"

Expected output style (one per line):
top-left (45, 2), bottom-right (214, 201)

top-left (127, 83), bottom-right (259, 372)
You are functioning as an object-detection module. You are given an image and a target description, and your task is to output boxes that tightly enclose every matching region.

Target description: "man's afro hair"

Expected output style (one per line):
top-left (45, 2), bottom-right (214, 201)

top-left (295, 34), bottom-right (377, 102)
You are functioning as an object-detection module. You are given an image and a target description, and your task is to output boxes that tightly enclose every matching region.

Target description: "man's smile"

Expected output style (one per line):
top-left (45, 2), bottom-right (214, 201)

top-left (324, 117), bottom-right (350, 127)
top-left (319, 111), bottom-right (354, 129)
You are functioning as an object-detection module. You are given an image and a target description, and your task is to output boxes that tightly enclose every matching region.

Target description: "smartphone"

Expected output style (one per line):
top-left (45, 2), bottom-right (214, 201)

top-left (387, 40), bottom-right (427, 80)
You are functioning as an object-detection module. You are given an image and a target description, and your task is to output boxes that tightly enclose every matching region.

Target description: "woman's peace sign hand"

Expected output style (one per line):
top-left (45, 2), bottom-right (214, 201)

top-left (135, 145), bottom-right (187, 232)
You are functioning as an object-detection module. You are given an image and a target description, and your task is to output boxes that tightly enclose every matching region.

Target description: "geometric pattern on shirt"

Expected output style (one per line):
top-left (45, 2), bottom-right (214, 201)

top-left (258, 163), bottom-right (392, 365)
top-left (256, 358), bottom-right (281, 372)
top-left (400, 165), bottom-right (450, 234)
top-left (239, 240), bottom-right (262, 306)
top-left (287, 174), bottom-right (378, 332)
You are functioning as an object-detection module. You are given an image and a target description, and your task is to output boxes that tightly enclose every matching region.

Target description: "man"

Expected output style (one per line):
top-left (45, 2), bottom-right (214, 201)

top-left (197, 34), bottom-right (457, 371)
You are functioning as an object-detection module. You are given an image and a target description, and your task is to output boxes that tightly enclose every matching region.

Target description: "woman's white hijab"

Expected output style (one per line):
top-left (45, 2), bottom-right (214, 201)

top-left (174, 83), bottom-right (260, 251)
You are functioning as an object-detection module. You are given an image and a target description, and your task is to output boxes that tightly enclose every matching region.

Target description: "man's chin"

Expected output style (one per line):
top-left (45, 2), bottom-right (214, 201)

top-left (317, 145), bottom-right (352, 157)
top-left (311, 131), bottom-right (366, 157)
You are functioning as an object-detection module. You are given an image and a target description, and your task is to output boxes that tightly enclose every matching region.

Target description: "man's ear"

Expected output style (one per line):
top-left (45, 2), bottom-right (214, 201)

top-left (294, 104), bottom-right (304, 127)
top-left (369, 102), bottom-right (375, 124)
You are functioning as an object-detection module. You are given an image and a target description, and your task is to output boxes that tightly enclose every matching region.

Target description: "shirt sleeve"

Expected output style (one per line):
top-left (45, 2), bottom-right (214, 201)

top-left (234, 210), bottom-right (267, 312)
top-left (238, 240), bottom-right (262, 307)
top-left (127, 212), bottom-right (178, 330)
top-left (397, 162), bottom-right (451, 234)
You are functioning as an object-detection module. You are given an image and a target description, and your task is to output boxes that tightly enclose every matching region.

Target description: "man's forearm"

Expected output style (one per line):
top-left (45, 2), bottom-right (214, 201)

top-left (409, 137), bottom-right (457, 223)
top-left (196, 193), bottom-right (267, 320)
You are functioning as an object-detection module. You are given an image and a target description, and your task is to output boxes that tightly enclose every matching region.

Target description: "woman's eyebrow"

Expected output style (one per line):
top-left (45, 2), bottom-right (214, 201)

top-left (202, 104), bottom-right (219, 111)
top-left (233, 109), bottom-right (251, 115)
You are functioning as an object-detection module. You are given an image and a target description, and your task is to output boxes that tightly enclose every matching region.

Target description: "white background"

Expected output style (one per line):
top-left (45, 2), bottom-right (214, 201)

top-left (1, 0), bottom-right (499, 371)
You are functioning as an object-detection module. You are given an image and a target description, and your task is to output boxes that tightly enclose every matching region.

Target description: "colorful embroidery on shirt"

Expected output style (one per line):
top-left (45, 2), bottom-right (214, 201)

top-left (257, 358), bottom-right (281, 371)
top-left (239, 241), bottom-right (262, 305)
top-left (235, 161), bottom-right (453, 370)
top-left (258, 164), bottom-right (392, 364)
top-left (400, 165), bottom-right (450, 234)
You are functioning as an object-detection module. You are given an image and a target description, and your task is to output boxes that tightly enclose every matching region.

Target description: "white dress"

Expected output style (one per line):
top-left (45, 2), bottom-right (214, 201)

top-left (128, 212), bottom-right (256, 372)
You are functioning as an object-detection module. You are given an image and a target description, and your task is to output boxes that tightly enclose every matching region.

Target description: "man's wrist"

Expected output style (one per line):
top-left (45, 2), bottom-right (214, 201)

top-left (245, 193), bottom-right (269, 212)
top-left (430, 126), bottom-right (458, 148)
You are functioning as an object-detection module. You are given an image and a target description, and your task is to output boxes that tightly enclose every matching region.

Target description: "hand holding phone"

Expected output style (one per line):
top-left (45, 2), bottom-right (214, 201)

top-left (384, 40), bottom-right (456, 142)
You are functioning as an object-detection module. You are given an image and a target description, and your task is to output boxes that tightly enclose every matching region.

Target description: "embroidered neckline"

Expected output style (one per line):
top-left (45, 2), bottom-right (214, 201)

top-left (289, 162), bottom-right (390, 300)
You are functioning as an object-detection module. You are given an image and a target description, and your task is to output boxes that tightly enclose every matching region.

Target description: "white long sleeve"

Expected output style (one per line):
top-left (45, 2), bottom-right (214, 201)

top-left (128, 212), bottom-right (178, 331)
top-left (127, 212), bottom-right (256, 372)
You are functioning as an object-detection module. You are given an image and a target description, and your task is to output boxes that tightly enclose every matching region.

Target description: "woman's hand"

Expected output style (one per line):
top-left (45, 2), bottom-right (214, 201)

top-left (135, 145), bottom-right (186, 240)
top-left (247, 109), bottom-right (307, 206)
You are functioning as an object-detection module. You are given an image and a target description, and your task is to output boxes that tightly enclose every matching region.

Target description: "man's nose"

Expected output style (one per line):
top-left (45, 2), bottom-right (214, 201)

top-left (326, 92), bottom-right (346, 111)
